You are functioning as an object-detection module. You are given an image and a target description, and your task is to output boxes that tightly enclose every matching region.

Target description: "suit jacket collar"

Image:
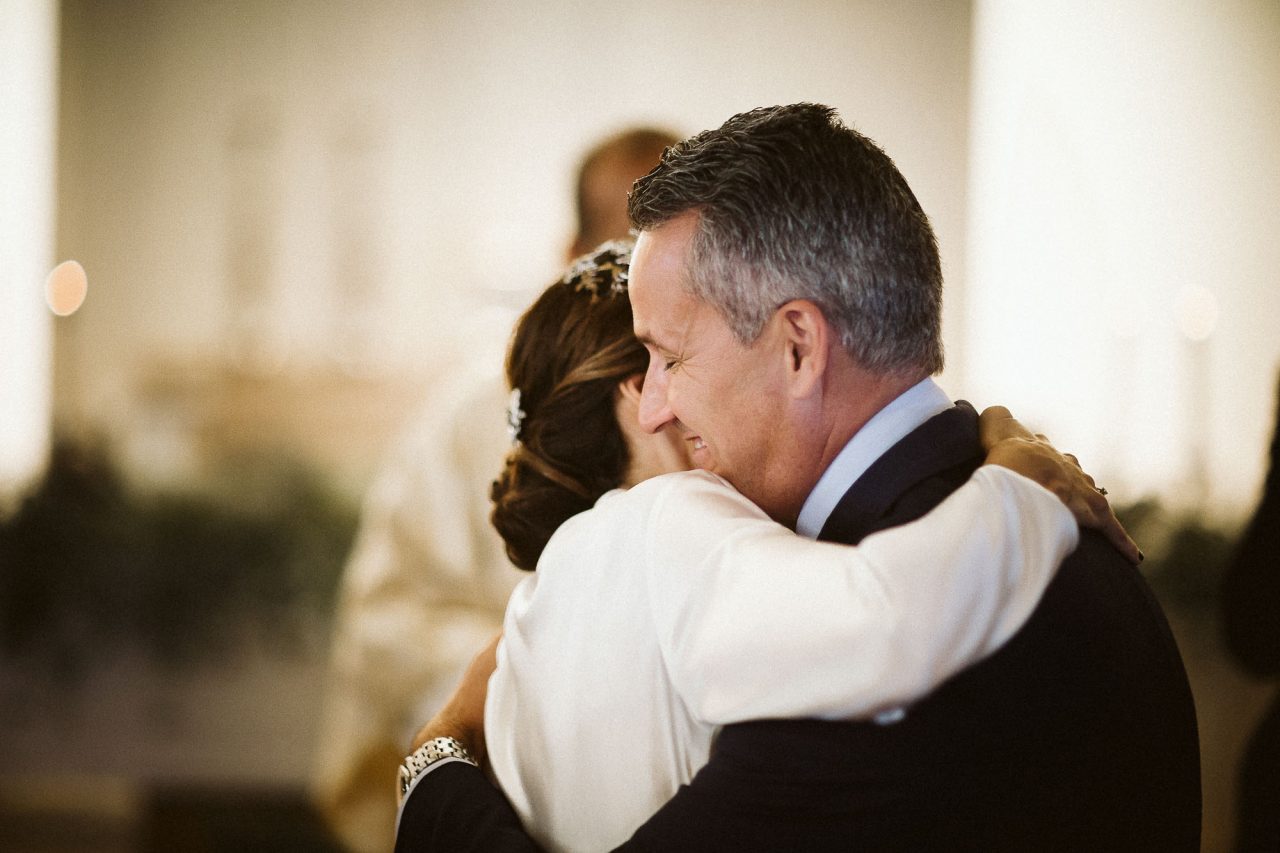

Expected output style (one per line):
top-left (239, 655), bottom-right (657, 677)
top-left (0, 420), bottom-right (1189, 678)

top-left (817, 401), bottom-right (980, 545)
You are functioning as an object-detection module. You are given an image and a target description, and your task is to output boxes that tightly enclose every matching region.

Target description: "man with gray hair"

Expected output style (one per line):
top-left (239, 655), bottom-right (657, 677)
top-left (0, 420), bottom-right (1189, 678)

top-left (396, 104), bottom-right (1201, 850)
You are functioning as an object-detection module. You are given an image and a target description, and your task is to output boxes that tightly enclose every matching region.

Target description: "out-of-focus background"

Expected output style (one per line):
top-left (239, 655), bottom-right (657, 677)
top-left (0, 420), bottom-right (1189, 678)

top-left (2, 1), bottom-right (1278, 850)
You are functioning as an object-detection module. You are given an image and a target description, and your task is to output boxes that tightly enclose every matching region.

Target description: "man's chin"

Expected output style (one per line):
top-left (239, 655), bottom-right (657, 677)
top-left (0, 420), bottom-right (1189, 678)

top-left (688, 445), bottom-right (715, 472)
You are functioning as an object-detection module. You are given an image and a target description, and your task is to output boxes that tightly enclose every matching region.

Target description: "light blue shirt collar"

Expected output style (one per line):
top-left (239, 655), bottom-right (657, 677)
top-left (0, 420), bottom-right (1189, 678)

top-left (794, 378), bottom-right (953, 539)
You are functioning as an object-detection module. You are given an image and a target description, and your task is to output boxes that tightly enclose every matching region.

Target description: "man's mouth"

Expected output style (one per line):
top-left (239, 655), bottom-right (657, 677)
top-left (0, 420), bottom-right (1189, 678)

top-left (691, 437), bottom-right (707, 451)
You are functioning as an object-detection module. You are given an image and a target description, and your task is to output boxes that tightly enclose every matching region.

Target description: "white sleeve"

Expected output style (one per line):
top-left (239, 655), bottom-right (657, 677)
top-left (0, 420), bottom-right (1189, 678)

top-left (644, 466), bottom-right (1078, 724)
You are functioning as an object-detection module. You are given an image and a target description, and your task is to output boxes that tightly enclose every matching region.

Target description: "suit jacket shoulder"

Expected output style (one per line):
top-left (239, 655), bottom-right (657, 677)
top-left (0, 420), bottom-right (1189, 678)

top-left (621, 402), bottom-right (1201, 852)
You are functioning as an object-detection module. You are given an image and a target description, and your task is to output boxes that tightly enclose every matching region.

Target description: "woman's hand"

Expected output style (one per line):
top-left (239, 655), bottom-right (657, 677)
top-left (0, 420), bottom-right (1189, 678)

top-left (979, 406), bottom-right (1141, 565)
top-left (409, 633), bottom-right (501, 768)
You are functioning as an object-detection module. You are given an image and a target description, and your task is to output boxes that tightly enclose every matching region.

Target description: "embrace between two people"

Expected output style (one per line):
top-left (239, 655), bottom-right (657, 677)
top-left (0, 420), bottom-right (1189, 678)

top-left (396, 104), bottom-right (1199, 852)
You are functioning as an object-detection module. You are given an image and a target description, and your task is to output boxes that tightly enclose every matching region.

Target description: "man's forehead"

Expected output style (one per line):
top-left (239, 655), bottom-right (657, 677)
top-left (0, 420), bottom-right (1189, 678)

top-left (629, 229), bottom-right (687, 346)
top-left (630, 293), bottom-right (672, 352)
top-left (632, 236), bottom-right (742, 360)
top-left (632, 215), bottom-right (698, 280)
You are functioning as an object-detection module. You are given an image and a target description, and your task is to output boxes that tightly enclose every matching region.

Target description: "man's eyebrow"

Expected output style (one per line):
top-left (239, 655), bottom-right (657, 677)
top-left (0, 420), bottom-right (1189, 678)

top-left (635, 330), bottom-right (665, 350)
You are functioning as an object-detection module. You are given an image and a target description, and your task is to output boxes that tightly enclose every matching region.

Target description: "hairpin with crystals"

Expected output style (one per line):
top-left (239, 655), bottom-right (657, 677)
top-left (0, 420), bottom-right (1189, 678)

top-left (562, 239), bottom-right (632, 299)
top-left (505, 388), bottom-right (526, 445)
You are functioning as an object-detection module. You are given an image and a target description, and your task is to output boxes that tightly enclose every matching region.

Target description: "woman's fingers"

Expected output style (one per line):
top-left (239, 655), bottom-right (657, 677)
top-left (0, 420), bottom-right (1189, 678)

top-left (980, 406), bottom-right (1141, 565)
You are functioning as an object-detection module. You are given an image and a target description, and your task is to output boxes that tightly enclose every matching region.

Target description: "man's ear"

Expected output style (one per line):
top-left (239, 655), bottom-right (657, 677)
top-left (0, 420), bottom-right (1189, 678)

top-left (776, 300), bottom-right (830, 399)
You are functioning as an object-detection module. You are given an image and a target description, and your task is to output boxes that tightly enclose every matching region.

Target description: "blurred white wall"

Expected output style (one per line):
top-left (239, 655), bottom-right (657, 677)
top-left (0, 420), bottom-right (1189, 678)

top-left (0, 0), bottom-right (58, 508)
top-left (45, 0), bottom-right (1279, 514)
top-left (51, 0), bottom-right (973, 489)
top-left (966, 0), bottom-right (1280, 517)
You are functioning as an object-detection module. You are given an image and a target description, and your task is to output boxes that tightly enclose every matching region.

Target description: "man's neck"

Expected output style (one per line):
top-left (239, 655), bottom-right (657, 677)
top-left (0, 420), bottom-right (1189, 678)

top-left (760, 366), bottom-right (921, 529)
top-left (815, 372), bottom-right (924, 477)
top-left (791, 374), bottom-right (949, 537)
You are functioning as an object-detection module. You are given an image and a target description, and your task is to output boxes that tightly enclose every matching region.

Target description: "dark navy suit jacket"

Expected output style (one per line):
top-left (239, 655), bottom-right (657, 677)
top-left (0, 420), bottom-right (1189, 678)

top-left (396, 403), bottom-right (1201, 852)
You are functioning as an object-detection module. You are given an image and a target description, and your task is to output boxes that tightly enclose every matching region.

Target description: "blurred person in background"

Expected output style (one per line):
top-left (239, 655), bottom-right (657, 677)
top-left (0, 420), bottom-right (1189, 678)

top-left (310, 127), bottom-right (677, 853)
top-left (1222, 368), bottom-right (1280, 852)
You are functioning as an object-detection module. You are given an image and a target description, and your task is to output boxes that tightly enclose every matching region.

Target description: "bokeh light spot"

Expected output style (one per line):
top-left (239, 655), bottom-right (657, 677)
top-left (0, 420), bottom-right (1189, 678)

top-left (46, 260), bottom-right (88, 316)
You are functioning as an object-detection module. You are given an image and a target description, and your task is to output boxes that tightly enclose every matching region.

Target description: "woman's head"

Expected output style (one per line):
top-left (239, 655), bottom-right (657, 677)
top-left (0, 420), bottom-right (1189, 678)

top-left (491, 241), bottom-right (649, 571)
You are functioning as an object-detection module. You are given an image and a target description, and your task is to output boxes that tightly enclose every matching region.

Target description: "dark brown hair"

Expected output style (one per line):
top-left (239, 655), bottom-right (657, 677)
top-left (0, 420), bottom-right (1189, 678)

top-left (491, 243), bottom-right (647, 571)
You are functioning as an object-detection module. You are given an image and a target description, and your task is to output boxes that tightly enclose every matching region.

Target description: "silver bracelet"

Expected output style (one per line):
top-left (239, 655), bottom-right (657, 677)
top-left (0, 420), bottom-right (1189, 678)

top-left (397, 736), bottom-right (479, 803)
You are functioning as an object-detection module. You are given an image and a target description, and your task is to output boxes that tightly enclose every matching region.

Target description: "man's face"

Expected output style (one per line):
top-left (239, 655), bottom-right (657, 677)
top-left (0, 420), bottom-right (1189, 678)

top-left (629, 213), bottom-right (797, 520)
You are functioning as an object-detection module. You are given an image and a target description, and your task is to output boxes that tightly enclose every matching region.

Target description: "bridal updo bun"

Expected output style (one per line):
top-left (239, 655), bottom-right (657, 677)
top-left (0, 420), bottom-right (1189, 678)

top-left (491, 242), bottom-right (647, 571)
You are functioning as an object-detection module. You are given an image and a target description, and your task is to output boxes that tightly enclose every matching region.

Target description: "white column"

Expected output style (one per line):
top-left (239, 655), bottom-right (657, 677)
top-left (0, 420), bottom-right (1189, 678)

top-left (0, 0), bottom-right (59, 507)
top-left (966, 0), bottom-right (1280, 515)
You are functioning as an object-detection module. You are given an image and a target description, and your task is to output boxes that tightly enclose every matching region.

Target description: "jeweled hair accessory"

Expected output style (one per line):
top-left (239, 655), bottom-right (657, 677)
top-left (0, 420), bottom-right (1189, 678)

top-left (562, 239), bottom-right (632, 299)
top-left (506, 387), bottom-right (526, 445)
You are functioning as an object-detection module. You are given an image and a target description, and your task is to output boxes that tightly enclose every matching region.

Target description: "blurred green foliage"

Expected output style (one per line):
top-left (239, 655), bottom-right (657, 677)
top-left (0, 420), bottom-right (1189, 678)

top-left (1116, 497), bottom-right (1239, 612)
top-left (0, 444), bottom-right (1239, 680)
top-left (0, 438), bottom-right (358, 679)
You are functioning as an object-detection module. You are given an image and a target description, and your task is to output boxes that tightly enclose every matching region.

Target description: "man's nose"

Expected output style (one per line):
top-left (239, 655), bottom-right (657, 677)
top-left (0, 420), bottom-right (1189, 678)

top-left (638, 369), bottom-right (675, 434)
